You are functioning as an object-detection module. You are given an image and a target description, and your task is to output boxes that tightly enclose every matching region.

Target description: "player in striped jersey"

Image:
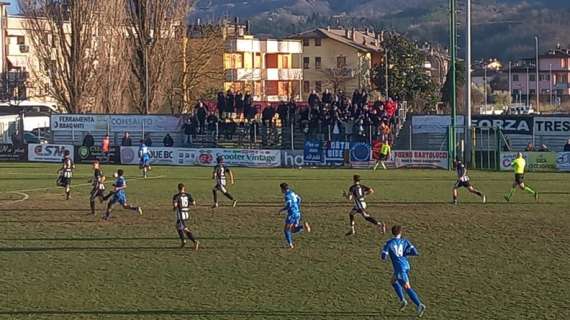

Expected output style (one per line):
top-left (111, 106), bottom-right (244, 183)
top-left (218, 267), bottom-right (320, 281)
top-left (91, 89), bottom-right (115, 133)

top-left (452, 159), bottom-right (486, 205)
top-left (211, 156), bottom-right (237, 208)
top-left (57, 150), bottom-right (75, 200)
top-left (89, 160), bottom-right (107, 214)
top-left (343, 175), bottom-right (386, 236)
top-left (172, 183), bottom-right (199, 250)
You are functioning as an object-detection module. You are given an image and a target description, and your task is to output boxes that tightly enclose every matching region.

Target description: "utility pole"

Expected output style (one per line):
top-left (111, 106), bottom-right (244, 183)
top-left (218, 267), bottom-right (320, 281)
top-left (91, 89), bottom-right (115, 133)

top-left (449, 0), bottom-right (457, 166)
top-left (526, 67), bottom-right (530, 107)
top-left (508, 61), bottom-right (512, 104)
top-left (385, 50), bottom-right (389, 99)
top-left (549, 64), bottom-right (553, 105)
top-left (535, 35), bottom-right (540, 113)
top-left (464, 0), bottom-right (472, 165)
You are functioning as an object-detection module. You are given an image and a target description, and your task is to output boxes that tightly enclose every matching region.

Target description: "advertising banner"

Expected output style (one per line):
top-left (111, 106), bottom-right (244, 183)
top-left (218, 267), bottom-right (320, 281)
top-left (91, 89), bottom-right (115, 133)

top-left (393, 150), bottom-right (449, 169)
top-left (472, 115), bottom-right (533, 135)
top-left (349, 142), bottom-right (372, 168)
top-left (76, 146), bottom-right (120, 164)
top-left (303, 140), bottom-right (323, 165)
top-left (0, 144), bottom-right (27, 161)
top-left (109, 115), bottom-right (183, 133)
top-left (51, 114), bottom-right (108, 131)
top-left (28, 144), bottom-right (74, 162)
top-left (193, 149), bottom-right (281, 168)
top-left (120, 146), bottom-right (185, 165)
top-left (51, 114), bottom-right (183, 132)
top-left (500, 152), bottom-right (557, 171)
top-left (281, 150), bottom-right (304, 168)
top-left (411, 115), bottom-right (464, 134)
top-left (556, 152), bottom-right (570, 171)
top-left (533, 117), bottom-right (570, 136)
top-left (324, 141), bottom-right (348, 166)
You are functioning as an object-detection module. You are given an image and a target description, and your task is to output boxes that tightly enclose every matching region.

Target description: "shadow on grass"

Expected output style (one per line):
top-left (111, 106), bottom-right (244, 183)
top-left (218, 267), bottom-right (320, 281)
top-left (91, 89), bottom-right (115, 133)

top-left (0, 309), bottom-right (407, 318)
top-left (0, 235), bottom-right (274, 241)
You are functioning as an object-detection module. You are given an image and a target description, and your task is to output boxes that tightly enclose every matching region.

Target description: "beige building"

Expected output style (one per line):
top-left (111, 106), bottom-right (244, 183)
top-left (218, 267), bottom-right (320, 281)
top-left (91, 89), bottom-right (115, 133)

top-left (290, 27), bottom-right (384, 99)
top-left (187, 19), bottom-right (303, 103)
top-left (0, 3), bottom-right (57, 106)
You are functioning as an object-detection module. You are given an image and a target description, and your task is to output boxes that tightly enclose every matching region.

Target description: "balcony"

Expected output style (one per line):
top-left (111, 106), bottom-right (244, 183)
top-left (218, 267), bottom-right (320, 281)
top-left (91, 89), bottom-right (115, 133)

top-left (225, 68), bottom-right (262, 81)
top-left (264, 68), bottom-right (303, 81)
top-left (263, 40), bottom-right (303, 54)
top-left (225, 39), bottom-right (261, 53)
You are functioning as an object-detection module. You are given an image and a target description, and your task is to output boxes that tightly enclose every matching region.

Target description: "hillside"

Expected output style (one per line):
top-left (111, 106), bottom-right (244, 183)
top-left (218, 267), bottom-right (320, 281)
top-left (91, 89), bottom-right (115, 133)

top-left (191, 0), bottom-right (570, 60)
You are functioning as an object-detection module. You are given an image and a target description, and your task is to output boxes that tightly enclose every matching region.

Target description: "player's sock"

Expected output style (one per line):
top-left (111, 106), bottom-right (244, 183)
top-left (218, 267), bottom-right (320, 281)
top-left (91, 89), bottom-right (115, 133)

top-left (474, 190), bottom-right (482, 197)
top-left (405, 288), bottom-right (422, 307)
top-left (185, 230), bottom-right (196, 243)
top-left (524, 186), bottom-right (536, 195)
top-left (507, 187), bottom-right (516, 200)
top-left (90, 200), bottom-right (96, 214)
top-left (224, 192), bottom-right (235, 201)
top-left (373, 162), bottom-right (379, 171)
top-left (284, 229), bottom-right (293, 247)
top-left (392, 282), bottom-right (405, 302)
top-left (212, 190), bottom-right (218, 204)
top-left (364, 216), bottom-right (379, 225)
top-left (177, 230), bottom-right (185, 242)
top-left (293, 225), bottom-right (304, 233)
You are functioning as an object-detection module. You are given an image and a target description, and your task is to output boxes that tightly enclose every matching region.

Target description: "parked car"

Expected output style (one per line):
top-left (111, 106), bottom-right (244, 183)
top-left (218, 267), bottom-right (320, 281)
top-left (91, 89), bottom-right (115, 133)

top-left (23, 132), bottom-right (48, 144)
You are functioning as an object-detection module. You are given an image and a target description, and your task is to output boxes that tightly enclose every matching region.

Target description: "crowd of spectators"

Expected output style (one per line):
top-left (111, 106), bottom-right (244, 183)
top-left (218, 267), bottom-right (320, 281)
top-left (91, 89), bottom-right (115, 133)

top-left (176, 88), bottom-right (400, 147)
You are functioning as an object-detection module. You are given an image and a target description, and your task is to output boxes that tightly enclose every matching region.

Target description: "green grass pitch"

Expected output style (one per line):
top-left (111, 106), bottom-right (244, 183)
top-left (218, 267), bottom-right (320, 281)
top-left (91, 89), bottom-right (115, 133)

top-left (0, 163), bottom-right (568, 320)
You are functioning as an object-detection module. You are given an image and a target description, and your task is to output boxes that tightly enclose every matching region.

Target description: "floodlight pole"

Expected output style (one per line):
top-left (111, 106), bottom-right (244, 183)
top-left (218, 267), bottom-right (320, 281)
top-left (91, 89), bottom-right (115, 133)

top-left (449, 0), bottom-right (457, 167)
top-left (464, 0), bottom-right (472, 165)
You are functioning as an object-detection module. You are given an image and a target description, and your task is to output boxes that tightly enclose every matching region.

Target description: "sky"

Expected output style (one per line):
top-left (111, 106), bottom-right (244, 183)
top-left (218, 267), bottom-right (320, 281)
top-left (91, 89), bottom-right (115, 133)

top-left (6, 0), bottom-right (19, 14)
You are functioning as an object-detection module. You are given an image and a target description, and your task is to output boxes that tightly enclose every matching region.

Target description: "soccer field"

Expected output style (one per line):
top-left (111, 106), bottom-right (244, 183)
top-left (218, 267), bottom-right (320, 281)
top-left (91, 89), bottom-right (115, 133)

top-left (0, 163), bottom-right (568, 320)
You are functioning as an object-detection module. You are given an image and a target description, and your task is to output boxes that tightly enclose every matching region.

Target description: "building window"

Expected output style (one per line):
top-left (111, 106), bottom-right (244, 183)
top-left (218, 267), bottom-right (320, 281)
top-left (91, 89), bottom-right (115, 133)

top-left (557, 74), bottom-right (567, 84)
top-left (303, 81), bottom-right (310, 94)
top-left (315, 38), bottom-right (322, 46)
top-left (17, 36), bottom-right (25, 45)
top-left (512, 74), bottom-right (519, 82)
top-left (556, 89), bottom-right (564, 96)
top-left (315, 81), bottom-right (322, 92)
top-left (303, 38), bottom-right (310, 46)
top-left (315, 57), bottom-right (321, 70)
top-left (529, 89), bottom-right (536, 96)
top-left (541, 89), bottom-right (549, 94)
top-left (303, 57), bottom-right (310, 69)
top-left (512, 89), bottom-right (521, 96)
top-left (282, 55), bottom-right (289, 69)
top-left (539, 74), bottom-right (550, 81)
top-left (337, 56), bottom-right (347, 68)
top-left (529, 74), bottom-right (536, 82)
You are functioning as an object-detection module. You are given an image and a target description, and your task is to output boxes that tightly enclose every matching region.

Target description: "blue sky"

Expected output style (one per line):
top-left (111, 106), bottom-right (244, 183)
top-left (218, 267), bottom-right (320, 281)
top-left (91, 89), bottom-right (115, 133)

top-left (6, 0), bottom-right (19, 14)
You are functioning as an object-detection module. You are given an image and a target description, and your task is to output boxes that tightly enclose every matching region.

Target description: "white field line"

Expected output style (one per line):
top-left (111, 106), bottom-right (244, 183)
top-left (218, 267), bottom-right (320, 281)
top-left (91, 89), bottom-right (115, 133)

top-left (0, 175), bottom-right (166, 194)
top-left (2, 191), bottom-right (30, 204)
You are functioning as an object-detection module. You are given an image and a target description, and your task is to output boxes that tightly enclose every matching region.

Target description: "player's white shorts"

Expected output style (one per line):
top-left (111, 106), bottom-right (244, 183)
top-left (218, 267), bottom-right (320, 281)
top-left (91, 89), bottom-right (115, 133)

top-left (214, 183), bottom-right (227, 193)
top-left (351, 201), bottom-right (370, 217)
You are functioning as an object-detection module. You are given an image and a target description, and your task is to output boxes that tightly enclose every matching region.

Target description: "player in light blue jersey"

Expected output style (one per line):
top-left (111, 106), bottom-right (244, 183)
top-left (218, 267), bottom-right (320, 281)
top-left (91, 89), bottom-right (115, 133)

top-left (138, 140), bottom-right (151, 178)
top-left (381, 225), bottom-right (426, 318)
top-left (279, 183), bottom-right (311, 249)
top-left (103, 169), bottom-right (143, 220)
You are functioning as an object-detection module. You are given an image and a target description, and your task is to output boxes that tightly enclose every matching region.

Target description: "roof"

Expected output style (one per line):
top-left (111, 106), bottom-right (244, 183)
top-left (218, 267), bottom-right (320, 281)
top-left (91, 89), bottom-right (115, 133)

top-left (290, 28), bottom-right (383, 53)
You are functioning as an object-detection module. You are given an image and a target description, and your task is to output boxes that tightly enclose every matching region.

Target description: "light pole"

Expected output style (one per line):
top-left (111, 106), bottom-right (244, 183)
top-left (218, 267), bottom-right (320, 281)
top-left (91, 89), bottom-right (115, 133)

top-left (526, 67), bottom-right (530, 107)
top-left (449, 0), bottom-right (457, 166)
top-left (464, 0), bottom-right (472, 165)
top-left (549, 63), bottom-right (553, 105)
top-left (385, 49), bottom-right (389, 99)
top-left (535, 35), bottom-right (540, 113)
top-left (508, 61), bottom-right (512, 104)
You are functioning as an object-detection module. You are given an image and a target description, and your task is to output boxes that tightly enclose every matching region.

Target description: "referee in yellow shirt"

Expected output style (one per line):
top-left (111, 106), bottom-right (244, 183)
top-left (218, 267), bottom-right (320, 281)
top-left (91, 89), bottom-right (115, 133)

top-left (505, 152), bottom-right (538, 202)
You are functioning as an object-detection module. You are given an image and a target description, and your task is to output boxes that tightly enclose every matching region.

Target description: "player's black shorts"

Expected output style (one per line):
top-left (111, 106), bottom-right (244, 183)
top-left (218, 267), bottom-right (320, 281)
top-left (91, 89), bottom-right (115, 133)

top-left (60, 177), bottom-right (71, 187)
top-left (379, 154), bottom-right (388, 161)
top-left (515, 174), bottom-right (525, 185)
top-left (90, 187), bottom-right (104, 199)
top-left (176, 219), bottom-right (188, 230)
top-left (454, 180), bottom-right (471, 189)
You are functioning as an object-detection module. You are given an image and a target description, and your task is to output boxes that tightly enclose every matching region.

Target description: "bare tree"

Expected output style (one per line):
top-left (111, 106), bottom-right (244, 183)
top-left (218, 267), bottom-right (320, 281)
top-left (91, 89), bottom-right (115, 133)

top-left (124, 0), bottom-right (191, 114)
top-left (18, 0), bottom-right (100, 113)
top-left (321, 66), bottom-right (356, 94)
top-left (182, 23), bottom-right (226, 113)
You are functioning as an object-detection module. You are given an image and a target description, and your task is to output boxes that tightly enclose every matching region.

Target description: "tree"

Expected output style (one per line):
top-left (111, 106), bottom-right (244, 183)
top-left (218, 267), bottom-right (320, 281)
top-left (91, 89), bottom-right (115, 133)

top-left (440, 60), bottom-right (465, 113)
top-left (182, 23), bottom-right (226, 113)
top-left (19, 0), bottom-right (100, 113)
top-left (372, 33), bottom-right (439, 112)
top-left (124, 0), bottom-right (191, 114)
top-left (320, 66), bottom-right (356, 93)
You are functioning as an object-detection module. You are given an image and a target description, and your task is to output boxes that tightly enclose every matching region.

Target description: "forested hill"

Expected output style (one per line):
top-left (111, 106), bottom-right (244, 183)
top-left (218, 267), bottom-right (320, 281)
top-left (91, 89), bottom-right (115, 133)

top-left (191, 0), bottom-right (570, 60)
